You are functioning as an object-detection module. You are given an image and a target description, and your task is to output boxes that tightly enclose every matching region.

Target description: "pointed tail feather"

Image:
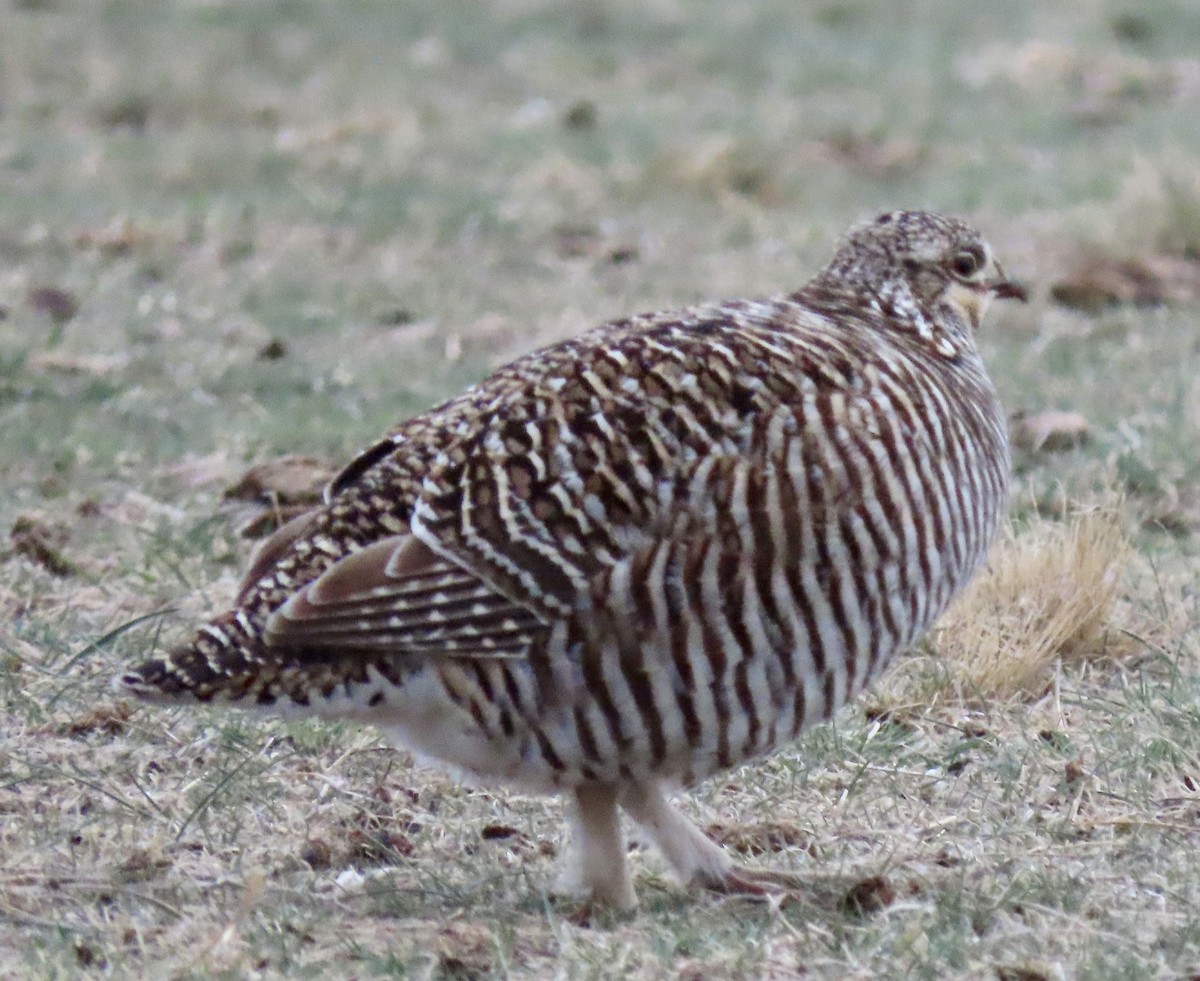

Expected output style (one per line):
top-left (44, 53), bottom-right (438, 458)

top-left (114, 615), bottom-right (262, 703)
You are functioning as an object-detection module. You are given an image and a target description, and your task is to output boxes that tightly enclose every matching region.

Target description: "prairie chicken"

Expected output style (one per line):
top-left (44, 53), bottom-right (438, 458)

top-left (118, 211), bottom-right (1025, 909)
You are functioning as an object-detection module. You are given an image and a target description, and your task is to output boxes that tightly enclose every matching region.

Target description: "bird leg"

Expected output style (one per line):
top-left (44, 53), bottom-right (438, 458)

top-left (620, 781), bottom-right (804, 897)
top-left (554, 783), bottom-right (637, 911)
top-left (619, 780), bottom-right (732, 885)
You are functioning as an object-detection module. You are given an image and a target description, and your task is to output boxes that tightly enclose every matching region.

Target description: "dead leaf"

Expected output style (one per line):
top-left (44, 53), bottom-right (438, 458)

top-left (76, 499), bottom-right (103, 518)
top-left (345, 829), bottom-right (414, 866)
top-left (553, 223), bottom-right (600, 259)
top-left (299, 838), bottom-right (334, 870)
top-left (116, 847), bottom-right (172, 883)
top-left (820, 132), bottom-right (925, 178)
top-left (562, 99), bottom-right (598, 130)
top-left (27, 286), bottom-right (78, 323)
top-left (257, 338), bottom-right (287, 360)
top-left (73, 941), bottom-right (106, 969)
top-left (1050, 253), bottom-right (1200, 311)
top-left (434, 922), bottom-right (496, 979)
top-left (99, 96), bottom-right (152, 131)
top-left (71, 218), bottom-right (156, 255)
top-left (706, 820), bottom-right (812, 856)
top-left (224, 455), bottom-right (335, 506)
top-left (9, 514), bottom-right (75, 576)
top-left (479, 824), bottom-right (527, 843)
top-left (841, 875), bottom-right (896, 915)
top-left (1010, 410), bottom-right (1090, 453)
top-left (26, 351), bottom-right (129, 377)
top-left (235, 503), bottom-right (318, 540)
top-left (157, 451), bottom-right (235, 490)
top-left (59, 702), bottom-right (134, 737)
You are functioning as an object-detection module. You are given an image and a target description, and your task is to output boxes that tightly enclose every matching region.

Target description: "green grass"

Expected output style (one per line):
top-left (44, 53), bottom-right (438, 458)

top-left (2, 0), bottom-right (1200, 977)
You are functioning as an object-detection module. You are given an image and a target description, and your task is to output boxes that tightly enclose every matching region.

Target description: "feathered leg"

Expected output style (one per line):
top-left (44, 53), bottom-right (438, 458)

top-left (554, 783), bottom-right (637, 910)
top-left (620, 781), bottom-right (803, 895)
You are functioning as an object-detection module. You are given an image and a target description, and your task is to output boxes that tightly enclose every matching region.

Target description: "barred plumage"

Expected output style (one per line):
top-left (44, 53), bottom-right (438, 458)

top-left (118, 211), bottom-right (1025, 909)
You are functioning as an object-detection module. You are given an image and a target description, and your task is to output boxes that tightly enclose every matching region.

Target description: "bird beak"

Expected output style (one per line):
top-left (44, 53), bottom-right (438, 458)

top-left (986, 262), bottom-right (1028, 302)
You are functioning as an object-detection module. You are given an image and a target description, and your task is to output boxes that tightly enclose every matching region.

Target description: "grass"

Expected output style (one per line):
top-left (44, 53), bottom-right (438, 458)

top-left (2, 0), bottom-right (1200, 977)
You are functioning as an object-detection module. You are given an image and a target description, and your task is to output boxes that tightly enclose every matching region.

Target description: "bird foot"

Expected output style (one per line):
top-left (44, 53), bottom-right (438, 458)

top-left (554, 898), bottom-right (638, 928)
top-left (700, 864), bottom-right (805, 901)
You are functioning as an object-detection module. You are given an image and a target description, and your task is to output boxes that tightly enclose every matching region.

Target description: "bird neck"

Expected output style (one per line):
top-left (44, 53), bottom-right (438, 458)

top-left (794, 278), bottom-right (976, 362)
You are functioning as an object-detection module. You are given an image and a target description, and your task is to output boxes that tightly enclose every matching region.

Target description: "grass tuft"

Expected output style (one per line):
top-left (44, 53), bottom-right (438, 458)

top-left (891, 505), bottom-right (1133, 705)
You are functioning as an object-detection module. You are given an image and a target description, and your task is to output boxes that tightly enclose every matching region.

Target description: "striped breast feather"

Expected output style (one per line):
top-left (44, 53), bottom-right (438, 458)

top-left (265, 534), bottom-right (545, 659)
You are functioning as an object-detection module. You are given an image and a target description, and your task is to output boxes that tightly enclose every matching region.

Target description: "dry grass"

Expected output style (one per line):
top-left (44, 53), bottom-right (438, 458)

top-left (3, 1), bottom-right (1200, 978)
top-left (886, 506), bottom-right (1135, 707)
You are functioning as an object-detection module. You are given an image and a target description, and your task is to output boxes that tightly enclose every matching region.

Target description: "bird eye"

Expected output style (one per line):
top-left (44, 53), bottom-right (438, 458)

top-left (950, 248), bottom-right (984, 279)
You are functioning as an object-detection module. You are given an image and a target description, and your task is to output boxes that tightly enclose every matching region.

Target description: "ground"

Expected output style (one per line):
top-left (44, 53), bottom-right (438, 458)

top-left (2, 1), bottom-right (1200, 978)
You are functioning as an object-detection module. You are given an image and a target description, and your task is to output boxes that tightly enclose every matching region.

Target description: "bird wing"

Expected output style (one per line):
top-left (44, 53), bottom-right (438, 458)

top-left (263, 305), bottom-right (867, 662)
top-left (235, 508), bottom-right (323, 604)
top-left (263, 532), bottom-right (544, 659)
top-left (405, 312), bottom-right (867, 621)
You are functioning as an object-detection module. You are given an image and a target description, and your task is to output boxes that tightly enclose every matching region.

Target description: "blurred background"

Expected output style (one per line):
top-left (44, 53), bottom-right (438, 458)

top-left (2, 0), bottom-right (1198, 496)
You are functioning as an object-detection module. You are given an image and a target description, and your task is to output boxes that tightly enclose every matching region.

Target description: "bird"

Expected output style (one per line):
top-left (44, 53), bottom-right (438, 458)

top-left (117, 210), bottom-right (1026, 910)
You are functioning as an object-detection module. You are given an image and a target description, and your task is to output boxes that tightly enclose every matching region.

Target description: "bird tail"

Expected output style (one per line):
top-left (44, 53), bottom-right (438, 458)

top-left (114, 613), bottom-right (261, 705)
top-left (115, 654), bottom-right (194, 703)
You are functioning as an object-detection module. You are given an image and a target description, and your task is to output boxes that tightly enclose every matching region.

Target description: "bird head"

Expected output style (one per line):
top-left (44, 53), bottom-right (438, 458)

top-left (813, 210), bottom-right (1027, 334)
